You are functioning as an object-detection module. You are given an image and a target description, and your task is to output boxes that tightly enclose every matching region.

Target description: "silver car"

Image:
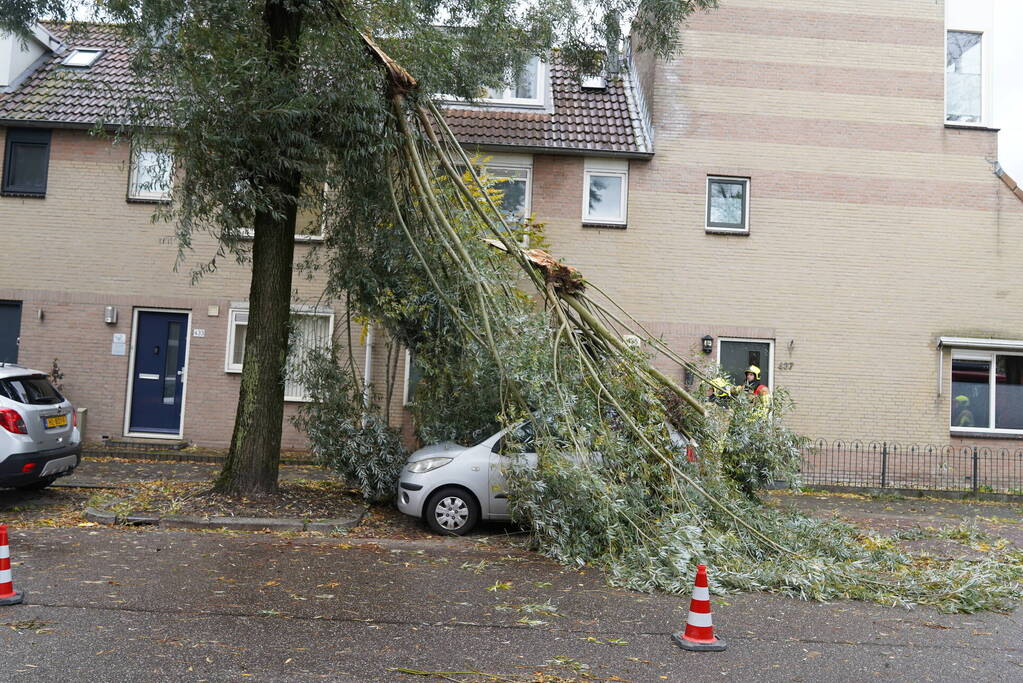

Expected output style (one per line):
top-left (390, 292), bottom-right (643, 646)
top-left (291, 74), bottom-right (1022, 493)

top-left (0, 364), bottom-right (81, 490)
top-left (397, 421), bottom-right (694, 535)
top-left (397, 422), bottom-right (538, 535)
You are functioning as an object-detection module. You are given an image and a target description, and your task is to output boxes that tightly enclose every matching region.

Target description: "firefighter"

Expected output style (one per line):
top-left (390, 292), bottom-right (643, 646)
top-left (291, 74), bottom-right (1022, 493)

top-left (953, 395), bottom-right (975, 428)
top-left (741, 365), bottom-right (763, 394)
top-left (707, 377), bottom-right (732, 405)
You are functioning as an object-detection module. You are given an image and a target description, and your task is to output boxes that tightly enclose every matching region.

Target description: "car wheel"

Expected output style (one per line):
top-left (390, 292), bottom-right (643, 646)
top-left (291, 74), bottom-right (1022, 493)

top-left (424, 487), bottom-right (480, 536)
top-left (16, 477), bottom-right (57, 491)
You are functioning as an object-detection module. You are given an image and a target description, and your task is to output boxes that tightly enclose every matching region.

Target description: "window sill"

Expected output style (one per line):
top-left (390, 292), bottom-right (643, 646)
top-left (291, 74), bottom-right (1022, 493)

top-left (706, 227), bottom-right (749, 236)
top-left (944, 122), bottom-right (1000, 132)
top-left (950, 429), bottom-right (1023, 440)
top-left (237, 231), bottom-right (325, 243)
top-left (126, 196), bottom-right (171, 204)
top-left (582, 222), bottom-right (626, 230)
top-left (1, 190), bottom-right (45, 198)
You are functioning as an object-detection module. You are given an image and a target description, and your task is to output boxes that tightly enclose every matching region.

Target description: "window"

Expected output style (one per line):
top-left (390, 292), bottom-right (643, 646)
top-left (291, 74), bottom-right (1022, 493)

top-left (225, 310), bottom-right (248, 373)
top-left (485, 57), bottom-right (544, 106)
top-left (718, 338), bottom-right (772, 389)
top-left (946, 31), bottom-right (982, 124)
top-left (225, 307), bottom-right (334, 401)
top-left (285, 313), bottom-right (333, 401)
top-left (951, 352), bottom-right (1023, 432)
top-left (706, 176), bottom-right (749, 232)
top-left (295, 182), bottom-right (328, 240)
top-left (128, 146), bottom-right (173, 201)
top-left (62, 49), bottom-right (104, 68)
top-left (583, 158), bottom-right (628, 226)
top-left (403, 351), bottom-right (423, 406)
top-left (2, 128), bottom-right (51, 196)
top-left (488, 166), bottom-right (531, 220)
top-left (456, 154), bottom-right (532, 243)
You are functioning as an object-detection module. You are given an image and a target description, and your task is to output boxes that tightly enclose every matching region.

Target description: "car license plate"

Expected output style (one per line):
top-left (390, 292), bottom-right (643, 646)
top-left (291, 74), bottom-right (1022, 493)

top-left (46, 415), bottom-right (68, 429)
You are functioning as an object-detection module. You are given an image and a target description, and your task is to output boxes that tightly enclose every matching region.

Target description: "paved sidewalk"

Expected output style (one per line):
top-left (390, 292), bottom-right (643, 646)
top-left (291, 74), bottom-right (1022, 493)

top-left (58, 458), bottom-right (336, 488)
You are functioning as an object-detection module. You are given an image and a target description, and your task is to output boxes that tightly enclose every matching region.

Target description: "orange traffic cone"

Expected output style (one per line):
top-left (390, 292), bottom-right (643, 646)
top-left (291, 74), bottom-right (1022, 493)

top-left (671, 564), bottom-right (725, 651)
top-left (0, 524), bottom-right (24, 606)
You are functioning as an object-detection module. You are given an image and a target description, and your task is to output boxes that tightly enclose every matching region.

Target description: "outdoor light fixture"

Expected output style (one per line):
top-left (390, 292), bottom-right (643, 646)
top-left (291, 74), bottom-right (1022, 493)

top-left (701, 335), bottom-right (714, 354)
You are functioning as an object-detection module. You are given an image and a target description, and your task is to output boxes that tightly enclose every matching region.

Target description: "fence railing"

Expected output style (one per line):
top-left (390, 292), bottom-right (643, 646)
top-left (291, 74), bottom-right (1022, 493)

top-left (800, 440), bottom-right (1023, 495)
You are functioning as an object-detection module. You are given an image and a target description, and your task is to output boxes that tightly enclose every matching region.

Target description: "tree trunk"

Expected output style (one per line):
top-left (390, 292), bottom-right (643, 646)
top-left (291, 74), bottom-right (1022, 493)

top-left (215, 0), bottom-right (304, 495)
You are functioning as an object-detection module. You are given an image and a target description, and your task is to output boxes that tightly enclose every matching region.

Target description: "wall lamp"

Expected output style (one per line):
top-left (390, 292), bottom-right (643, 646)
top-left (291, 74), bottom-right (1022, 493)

top-left (701, 335), bottom-right (714, 355)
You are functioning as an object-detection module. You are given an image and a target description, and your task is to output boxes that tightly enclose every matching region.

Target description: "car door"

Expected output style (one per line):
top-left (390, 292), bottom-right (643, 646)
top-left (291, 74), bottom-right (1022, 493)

top-left (488, 423), bottom-right (536, 520)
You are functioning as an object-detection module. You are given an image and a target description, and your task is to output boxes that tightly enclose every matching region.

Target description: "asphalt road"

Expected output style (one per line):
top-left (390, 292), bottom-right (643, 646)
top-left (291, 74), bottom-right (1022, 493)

top-left (0, 527), bottom-right (1020, 682)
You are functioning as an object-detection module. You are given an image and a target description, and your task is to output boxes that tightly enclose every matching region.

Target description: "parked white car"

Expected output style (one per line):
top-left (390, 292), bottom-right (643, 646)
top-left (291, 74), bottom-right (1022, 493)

top-left (0, 364), bottom-right (81, 490)
top-left (397, 421), bottom-right (693, 535)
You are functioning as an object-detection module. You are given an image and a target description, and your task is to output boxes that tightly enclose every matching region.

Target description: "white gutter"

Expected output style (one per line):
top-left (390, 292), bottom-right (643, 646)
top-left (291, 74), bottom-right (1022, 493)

top-left (936, 336), bottom-right (1023, 396)
top-left (937, 336), bottom-right (1023, 352)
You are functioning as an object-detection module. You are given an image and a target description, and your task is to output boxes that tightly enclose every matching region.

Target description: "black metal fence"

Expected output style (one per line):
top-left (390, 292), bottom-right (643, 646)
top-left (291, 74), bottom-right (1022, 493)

top-left (800, 440), bottom-right (1023, 495)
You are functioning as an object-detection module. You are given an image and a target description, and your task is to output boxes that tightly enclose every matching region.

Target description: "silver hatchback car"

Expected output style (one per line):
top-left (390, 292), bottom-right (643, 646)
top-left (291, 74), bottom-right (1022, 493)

top-left (397, 423), bottom-right (538, 535)
top-left (0, 364), bottom-right (81, 490)
top-left (397, 421), bottom-right (694, 535)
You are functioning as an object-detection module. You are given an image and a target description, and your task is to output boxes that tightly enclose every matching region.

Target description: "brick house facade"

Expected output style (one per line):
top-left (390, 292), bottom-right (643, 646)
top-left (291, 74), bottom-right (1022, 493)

top-left (2, 0), bottom-right (1022, 451)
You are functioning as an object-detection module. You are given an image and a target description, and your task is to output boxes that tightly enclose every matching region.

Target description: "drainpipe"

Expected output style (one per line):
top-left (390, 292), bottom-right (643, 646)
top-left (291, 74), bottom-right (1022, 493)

top-left (363, 324), bottom-right (374, 413)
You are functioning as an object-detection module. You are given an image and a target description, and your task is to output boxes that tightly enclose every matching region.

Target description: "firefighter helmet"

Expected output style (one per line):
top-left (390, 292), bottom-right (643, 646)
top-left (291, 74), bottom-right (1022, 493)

top-left (745, 365), bottom-right (761, 380)
top-left (710, 377), bottom-right (730, 397)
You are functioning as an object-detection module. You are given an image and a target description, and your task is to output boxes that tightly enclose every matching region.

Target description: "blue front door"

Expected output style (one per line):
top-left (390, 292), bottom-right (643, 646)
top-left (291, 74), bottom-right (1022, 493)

top-left (0, 301), bottom-right (21, 363)
top-left (129, 311), bottom-right (188, 434)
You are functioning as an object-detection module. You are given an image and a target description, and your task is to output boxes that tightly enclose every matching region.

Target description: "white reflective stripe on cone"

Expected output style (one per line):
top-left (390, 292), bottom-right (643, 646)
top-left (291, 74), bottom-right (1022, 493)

top-left (687, 610), bottom-right (713, 628)
top-left (0, 569), bottom-right (11, 583)
top-left (0, 546), bottom-right (9, 559)
top-left (692, 585), bottom-right (710, 601)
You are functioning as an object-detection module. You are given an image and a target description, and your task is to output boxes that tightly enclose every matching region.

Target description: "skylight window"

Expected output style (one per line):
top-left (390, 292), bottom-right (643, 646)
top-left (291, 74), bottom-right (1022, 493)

top-left (62, 49), bottom-right (104, 68)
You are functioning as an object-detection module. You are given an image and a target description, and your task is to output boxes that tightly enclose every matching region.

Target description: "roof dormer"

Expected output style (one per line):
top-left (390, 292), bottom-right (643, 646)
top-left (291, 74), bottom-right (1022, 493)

top-left (0, 23), bottom-right (63, 90)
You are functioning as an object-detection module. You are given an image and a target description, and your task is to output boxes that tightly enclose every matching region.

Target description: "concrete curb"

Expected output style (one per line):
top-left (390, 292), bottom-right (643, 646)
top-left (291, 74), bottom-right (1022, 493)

top-left (82, 449), bottom-right (318, 466)
top-left (84, 506), bottom-right (366, 534)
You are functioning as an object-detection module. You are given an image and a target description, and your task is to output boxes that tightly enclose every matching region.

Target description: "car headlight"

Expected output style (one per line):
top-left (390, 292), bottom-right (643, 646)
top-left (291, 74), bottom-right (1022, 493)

top-left (407, 457), bottom-right (453, 473)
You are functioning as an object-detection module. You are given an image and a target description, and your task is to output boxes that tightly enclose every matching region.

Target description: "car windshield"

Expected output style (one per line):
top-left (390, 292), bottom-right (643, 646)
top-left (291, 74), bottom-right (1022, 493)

top-left (0, 375), bottom-right (64, 405)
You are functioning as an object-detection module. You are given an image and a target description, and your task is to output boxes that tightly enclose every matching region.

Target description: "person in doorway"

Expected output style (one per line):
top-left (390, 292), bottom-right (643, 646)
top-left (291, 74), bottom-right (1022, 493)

top-left (741, 365), bottom-right (763, 394)
top-left (953, 395), bottom-right (975, 428)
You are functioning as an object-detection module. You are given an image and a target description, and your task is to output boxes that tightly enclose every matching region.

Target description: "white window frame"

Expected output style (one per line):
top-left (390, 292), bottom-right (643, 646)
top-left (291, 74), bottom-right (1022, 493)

top-left (403, 350), bottom-right (416, 406)
top-left (582, 158), bottom-right (629, 226)
top-left (944, 29), bottom-right (986, 126)
top-left (716, 337), bottom-right (775, 392)
top-left (484, 164), bottom-right (532, 220)
top-left (460, 153), bottom-right (533, 246)
top-left (482, 58), bottom-right (546, 107)
top-left (128, 145), bottom-right (173, 202)
top-left (296, 181), bottom-right (329, 241)
top-left (949, 348), bottom-right (1023, 434)
top-left (224, 309), bottom-right (248, 373)
top-left (224, 305), bottom-right (334, 402)
top-left (62, 48), bottom-right (104, 68)
top-left (705, 176), bottom-right (750, 234)
top-left (237, 181), bottom-right (328, 242)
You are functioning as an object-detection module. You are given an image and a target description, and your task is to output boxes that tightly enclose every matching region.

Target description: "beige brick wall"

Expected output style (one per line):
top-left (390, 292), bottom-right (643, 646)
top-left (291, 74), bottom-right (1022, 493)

top-left (0, 127), bottom-right (369, 449)
top-left (532, 0), bottom-right (1023, 446)
top-left (5, 0), bottom-right (1022, 453)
